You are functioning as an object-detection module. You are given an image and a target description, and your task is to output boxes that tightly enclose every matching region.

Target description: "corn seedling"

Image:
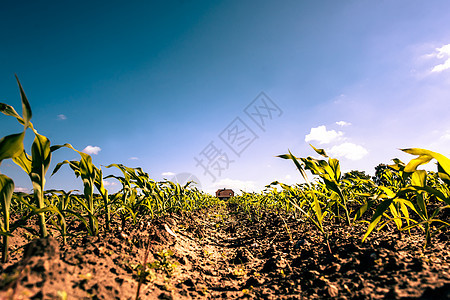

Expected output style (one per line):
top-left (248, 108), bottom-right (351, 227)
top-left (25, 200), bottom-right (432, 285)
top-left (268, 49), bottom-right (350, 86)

top-left (362, 148), bottom-right (450, 247)
top-left (52, 144), bottom-right (100, 236)
top-left (0, 76), bottom-right (35, 261)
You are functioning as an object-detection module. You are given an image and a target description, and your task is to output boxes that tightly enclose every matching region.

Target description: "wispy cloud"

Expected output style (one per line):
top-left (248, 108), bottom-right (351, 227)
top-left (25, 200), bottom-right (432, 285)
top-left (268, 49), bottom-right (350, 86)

top-left (129, 157), bottom-right (139, 160)
top-left (162, 171), bottom-right (176, 177)
top-left (57, 114), bottom-right (67, 120)
top-left (305, 125), bottom-right (344, 144)
top-left (336, 121), bottom-right (351, 127)
top-left (430, 44), bottom-right (450, 73)
top-left (103, 181), bottom-right (118, 187)
top-left (82, 145), bottom-right (101, 155)
top-left (328, 142), bottom-right (368, 161)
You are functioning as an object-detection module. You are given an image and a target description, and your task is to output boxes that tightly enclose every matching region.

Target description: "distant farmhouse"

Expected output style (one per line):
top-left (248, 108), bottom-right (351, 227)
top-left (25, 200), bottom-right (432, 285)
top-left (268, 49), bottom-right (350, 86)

top-left (215, 188), bottom-right (234, 200)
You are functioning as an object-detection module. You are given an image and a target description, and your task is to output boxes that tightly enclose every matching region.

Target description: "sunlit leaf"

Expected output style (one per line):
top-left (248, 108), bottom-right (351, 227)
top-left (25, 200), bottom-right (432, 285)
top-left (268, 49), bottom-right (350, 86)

top-left (0, 132), bottom-right (25, 162)
top-left (402, 148), bottom-right (450, 176)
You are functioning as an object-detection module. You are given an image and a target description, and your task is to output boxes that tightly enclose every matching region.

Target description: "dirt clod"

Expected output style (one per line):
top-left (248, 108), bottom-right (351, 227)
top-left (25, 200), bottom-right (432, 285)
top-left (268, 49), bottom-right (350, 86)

top-left (1, 206), bottom-right (449, 299)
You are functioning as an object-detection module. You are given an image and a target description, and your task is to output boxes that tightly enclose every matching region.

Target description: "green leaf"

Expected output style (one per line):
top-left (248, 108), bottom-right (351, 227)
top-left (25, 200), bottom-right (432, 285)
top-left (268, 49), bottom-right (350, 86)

top-left (310, 144), bottom-right (328, 157)
top-left (31, 132), bottom-right (52, 176)
top-left (15, 75), bottom-right (32, 129)
top-left (437, 164), bottom-right (450, 185)
top-left (410, 186), bottom-right (450, 206)
top-left (66, 209), bottom-right (95, 236)
top-left (277, 150), bottom-right (311, 186)
top-left (12, 150), bottom-right (32, 174)
top-left (354, 196), bottom-right (375, 221)
top-left (0, 174), bottom-right (14, 225)
top-left (328, 158), bottom-right (341, 181)
top-left (362, 197), bottom-right (394, 243)
top-left (0, 103), bottom-right (22, 120)
top-left (302, 157), bottom-right (323, 176)
top-left (50, 143), bottom-right (72, 152)
top-left (378, 186), bottom-right (396, 198)
top-left (402, 148), bottom-right (450, 176)
top-left (51, 160), bottom-right (70, 177)
top-left (411, 170), bottom-right (427, 188)
top-left (404, 155), bottom-right (432, 173)
top-left (0, 132), bottom-right (25, 162)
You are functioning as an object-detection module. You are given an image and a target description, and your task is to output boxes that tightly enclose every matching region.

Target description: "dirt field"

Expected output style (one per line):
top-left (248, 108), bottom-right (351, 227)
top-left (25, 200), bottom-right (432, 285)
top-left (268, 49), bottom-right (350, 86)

top-left (1, 203), bottom-right (449, 299)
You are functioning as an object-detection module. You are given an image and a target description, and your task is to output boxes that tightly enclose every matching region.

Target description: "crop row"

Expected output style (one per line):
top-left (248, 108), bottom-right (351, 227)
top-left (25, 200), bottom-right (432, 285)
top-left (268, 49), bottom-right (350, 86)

top-left (230, 145), bottom-right (450, 254)
top-left (0, 77), bottom-right (218, 263)
top-left (1, 77), bottom-right (449, 266)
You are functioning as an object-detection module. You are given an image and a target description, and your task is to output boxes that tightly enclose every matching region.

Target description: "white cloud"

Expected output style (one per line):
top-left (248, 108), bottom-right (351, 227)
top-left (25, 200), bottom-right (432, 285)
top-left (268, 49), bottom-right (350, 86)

top-left (82, 145), bottom-right (101, 155)
top-left (103, 181), bottom-right (118, 187)
top-left (129, 157), bottom-right (139, 160)
top-left (162, 172), bottom-right (176, 177)
top-left (430, 44), bottom-right (450, 73)
top-left (57, 114), bottom-right (67, 120)
top-left (336, 121), bottom-right (351, 127)
top-left (14, 186), bottom-right (29, 193)
top-left (328, 142), bottom-right (368, 161)
top-left (305, 125), bottom-right (344, 144)
top-left (435, 44), bottom-right (450, 59)
top-left (432, 60), bottom-right (450, 73)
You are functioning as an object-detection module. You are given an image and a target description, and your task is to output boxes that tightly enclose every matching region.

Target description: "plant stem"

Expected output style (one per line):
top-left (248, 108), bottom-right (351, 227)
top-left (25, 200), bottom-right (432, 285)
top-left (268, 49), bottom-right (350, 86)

top-left (2, 235), bottom-right (8, 263)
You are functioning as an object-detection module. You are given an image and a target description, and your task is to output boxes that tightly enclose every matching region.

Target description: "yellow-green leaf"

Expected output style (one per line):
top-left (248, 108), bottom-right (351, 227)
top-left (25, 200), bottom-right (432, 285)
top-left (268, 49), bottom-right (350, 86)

top-left (411, 170), bottom-right (426, 188)
top-left (402, 148), bottom-right (450, 176)
top-left (12, 150), bottom-right (32, 174)
top-left (0, 132), bottom-right (25, 162)
top-left (310, 144), bottom-right (328, 157)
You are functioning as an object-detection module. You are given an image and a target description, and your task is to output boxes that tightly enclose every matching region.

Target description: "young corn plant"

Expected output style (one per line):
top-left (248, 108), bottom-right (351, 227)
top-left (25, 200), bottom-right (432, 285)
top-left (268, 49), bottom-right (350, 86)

top-left (94, 167), bottom-right (111, 231)
top-left (362, 148), bottom-right (450, 247)
top-left (0, 128), bottom-right (26, 263)
top-left (0, 173), bottom-right (15, 263)
top-left (104, 173), bottom-right (137, 228)
top-left (278, 145), bottom-right (352, 225)
top-left (12, 133), bottom-right (70, 238)
top-left (52, 144), bottom-right (100, 236)
top-left (277, 150), bottom-right (332, 253)
top-left (399, 149), bottom-right (450, 246)
top-left (1, 76), bottom-right (69, 241)
top-left (45, 189), bottom-right (78, 244)
top-left (0, 76), bottom-right (33, 262)
top-left (105, 164), bottom-right (153, 223)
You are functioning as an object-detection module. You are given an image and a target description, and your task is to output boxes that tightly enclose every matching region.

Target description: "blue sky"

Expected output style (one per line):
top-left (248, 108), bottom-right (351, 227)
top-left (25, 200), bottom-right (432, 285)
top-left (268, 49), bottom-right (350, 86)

top-left (2, 1), bottom-right (450, 194)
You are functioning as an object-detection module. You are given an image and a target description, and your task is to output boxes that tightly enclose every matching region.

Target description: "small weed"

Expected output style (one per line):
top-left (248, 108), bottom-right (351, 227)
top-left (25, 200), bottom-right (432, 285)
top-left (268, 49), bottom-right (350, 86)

top-left (138, 249), bottom-right (178, 277)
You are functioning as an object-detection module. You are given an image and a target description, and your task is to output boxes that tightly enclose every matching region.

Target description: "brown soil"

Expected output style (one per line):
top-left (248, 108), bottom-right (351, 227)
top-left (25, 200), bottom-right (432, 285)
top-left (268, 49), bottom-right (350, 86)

top-left (1, 204), bottom-right (449, 299)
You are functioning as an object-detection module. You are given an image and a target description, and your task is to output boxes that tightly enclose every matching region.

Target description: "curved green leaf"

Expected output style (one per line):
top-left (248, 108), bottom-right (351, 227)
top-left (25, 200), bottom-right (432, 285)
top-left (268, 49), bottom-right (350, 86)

top-left (402, 148), bottom-right (450, 176)
top-left (0, 132), bottom-right (25, 162)
top-left (362, 197), bottom-right (395, 243)
top-left (310, 144), bottom-right (328, 157)
top-left (12, 150), bottom-right (32, 174)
